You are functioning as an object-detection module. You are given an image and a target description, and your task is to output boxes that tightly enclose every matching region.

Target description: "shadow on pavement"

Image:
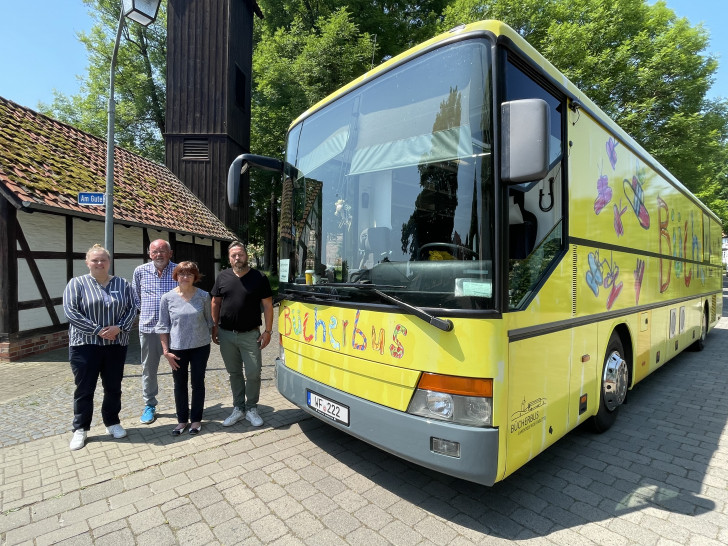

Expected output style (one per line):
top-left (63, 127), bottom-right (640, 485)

top-left (294, 278), bottom-right (728, 538)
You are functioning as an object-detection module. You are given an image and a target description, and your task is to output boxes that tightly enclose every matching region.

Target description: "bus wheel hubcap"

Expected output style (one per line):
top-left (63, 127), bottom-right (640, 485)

top-left (603, 352), bottom-right (628, 411)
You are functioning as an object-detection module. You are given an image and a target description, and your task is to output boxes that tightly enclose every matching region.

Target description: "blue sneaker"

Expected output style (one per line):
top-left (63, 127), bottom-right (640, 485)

top-left (140, 405), bottom-right (156, 424)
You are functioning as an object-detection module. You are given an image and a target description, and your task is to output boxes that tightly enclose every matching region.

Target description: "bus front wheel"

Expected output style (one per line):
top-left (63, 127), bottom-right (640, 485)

top-left (593, 335), bottom-right (629, 433)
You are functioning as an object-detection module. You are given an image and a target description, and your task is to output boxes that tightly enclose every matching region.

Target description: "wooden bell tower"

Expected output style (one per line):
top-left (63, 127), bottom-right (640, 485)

top-left (165, 0), bottom-right (263, 235)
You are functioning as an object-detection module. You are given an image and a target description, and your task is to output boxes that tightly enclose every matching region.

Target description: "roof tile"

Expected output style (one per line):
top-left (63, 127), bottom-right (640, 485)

top-left (0, 96), bottom-right (235, 241)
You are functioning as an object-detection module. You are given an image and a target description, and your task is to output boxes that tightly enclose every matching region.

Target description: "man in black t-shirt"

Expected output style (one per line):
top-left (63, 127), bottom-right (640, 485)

top-left (211, 241), bottom-right (274, 427)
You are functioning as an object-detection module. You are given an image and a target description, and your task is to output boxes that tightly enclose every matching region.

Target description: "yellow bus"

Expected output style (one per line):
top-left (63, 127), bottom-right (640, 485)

top-left (228, 20), bottom-right (722, 485)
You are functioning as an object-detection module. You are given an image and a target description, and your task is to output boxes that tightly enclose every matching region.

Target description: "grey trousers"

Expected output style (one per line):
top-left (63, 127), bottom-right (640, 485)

top-left (218, 327), bottom-right (262, 410)
top-left (140, 331), bottom-right (163, 407)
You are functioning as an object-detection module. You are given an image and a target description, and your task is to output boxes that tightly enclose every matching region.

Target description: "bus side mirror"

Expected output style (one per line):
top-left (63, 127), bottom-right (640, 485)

top-left (500, 99), bottom-right (550, 184)
top-left (227, 154), bottom-right (284, 209)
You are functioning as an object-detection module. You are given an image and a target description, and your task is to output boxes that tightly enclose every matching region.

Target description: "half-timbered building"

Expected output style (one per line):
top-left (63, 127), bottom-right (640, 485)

top-left (0, 97), bottom-right (234, 361)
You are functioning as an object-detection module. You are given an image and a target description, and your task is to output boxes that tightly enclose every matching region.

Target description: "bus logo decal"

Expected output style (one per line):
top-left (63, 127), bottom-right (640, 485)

top-left (510, 397), bottom-right (547, 435)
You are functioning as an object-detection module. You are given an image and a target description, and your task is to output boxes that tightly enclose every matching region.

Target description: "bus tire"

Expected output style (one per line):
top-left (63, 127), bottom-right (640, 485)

top-left (690, 306), bottom-right (709, 352)
top-left (593, 335), bottom-right (629, 433)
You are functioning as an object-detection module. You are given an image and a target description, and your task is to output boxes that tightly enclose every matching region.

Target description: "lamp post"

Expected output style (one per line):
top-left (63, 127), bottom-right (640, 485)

top-left (105, 0), bottom-right (161, 273)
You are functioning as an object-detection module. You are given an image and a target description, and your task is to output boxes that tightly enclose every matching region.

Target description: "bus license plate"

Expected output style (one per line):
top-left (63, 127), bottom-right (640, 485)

top-left (307, 390), bottom-right (350, 426)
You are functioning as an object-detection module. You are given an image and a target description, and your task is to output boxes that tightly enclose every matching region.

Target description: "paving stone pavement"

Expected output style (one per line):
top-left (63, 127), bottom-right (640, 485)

top-left (0, 307), bottom-right (286, 447)
top-left (3, 300), bottom-right (728, 544)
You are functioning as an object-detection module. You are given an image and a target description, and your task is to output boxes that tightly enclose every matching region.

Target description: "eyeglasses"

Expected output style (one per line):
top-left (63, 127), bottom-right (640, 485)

top-left (150, 250), bottom-right (170, 256)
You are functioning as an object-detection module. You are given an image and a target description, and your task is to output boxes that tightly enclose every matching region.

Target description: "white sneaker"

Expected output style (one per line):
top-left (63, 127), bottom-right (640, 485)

top-left (106, 424), bottom-right (127, 439)
top-left (222, 407), bottom-right (245, 427)
top-left (70, 430), bottom-right (87, 451)
top-left (245, 407), bottom-right (263, 427)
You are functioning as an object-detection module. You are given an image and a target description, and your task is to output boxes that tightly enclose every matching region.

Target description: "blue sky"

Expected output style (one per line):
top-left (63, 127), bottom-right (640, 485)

top-left (0, 0), bottom-right (726, 111)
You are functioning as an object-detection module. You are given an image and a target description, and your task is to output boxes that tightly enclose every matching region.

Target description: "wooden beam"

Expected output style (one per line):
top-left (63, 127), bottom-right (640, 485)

top-left (66, 216), bottom-right (73, 281)
top-left (16, 224), bottom-right (60, 326)
top-left (0, 195), bottom-right (18, 334)
top-left (18, 297), bottom-right (63, 311)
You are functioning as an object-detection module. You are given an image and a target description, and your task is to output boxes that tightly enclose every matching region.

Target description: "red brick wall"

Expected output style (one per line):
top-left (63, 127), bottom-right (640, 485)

top-left (0, 331), bottom-right (68, 362)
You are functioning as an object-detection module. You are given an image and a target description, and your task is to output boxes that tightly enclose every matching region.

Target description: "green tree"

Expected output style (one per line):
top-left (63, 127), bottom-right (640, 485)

top-left (41, 0), bottom-right (166, 162)
top-left (441, 0), bottom-right (728, 224)
top-left (256, 0), bottom-right (448, 61)
top-left (248, 8), bottom-right (375, 268)
top-left (41, 0), bottom-right (728, 241)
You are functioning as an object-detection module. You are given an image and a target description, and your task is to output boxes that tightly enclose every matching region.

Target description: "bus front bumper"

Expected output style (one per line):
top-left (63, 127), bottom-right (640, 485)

top-left (276, 359), bottom-right (500, 486)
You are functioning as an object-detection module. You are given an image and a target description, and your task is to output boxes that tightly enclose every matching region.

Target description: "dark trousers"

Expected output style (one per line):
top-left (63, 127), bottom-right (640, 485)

top-left (69, 344), bottom-right (127, 431)
top-left (171, 344), bottom-right (211, 423)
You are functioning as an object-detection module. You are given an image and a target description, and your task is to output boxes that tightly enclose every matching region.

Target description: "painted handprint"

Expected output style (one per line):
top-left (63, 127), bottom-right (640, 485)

top-left (606, 138), bottom-right (618, 170)
top-left (594, 173), bottom-right (612, 215)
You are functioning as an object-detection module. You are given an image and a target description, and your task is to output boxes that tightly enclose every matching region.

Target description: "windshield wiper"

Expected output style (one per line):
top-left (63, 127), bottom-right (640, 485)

top-left (282, 283), bottom-right (453, 332)
top-left (351, 284), bottom-right (454, 332)
top-left (281, 285), bottom-right (348, 302)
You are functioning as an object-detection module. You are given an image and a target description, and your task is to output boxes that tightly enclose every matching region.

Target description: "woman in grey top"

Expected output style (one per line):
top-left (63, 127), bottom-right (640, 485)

top-left (156, 262), bottom-right (214, 435)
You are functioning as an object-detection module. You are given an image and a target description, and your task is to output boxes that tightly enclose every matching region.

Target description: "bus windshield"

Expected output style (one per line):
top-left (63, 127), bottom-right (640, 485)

top-left (280, 39), bottom-right (495, 311)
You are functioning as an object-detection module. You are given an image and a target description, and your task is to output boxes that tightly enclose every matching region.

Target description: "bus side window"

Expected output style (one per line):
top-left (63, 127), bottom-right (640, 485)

top-left (509, 193), bottom-right (538, 259)
top-left (504, 52), bottom-right (565, 308)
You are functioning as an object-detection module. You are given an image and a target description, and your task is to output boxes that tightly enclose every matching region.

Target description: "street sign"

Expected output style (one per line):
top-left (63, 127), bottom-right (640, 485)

top-left (78, 192), bottom-right (105, 206)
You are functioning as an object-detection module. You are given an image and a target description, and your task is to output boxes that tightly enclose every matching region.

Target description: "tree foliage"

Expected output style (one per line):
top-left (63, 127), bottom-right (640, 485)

top-left (442, 0), bottom-right (728, 223)
top-left (256, 0), bottom-right (448, 61)
top-left (40, 0), bottom-right (166, 162)
top-left (248, 8), bottom-right (375, 259)
top-left (43, 0), bottom-right (728, 238)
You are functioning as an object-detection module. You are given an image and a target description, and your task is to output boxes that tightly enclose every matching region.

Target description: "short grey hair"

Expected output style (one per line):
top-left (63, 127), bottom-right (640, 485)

top-left (228, 240), bottom-right (247, 254)
top-left (148, 239), bottom-right (171, 252)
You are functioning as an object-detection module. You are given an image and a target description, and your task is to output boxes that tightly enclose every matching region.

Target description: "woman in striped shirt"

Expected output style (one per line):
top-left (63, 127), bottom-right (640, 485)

top-left (63, 244), bottom-right (137, 451)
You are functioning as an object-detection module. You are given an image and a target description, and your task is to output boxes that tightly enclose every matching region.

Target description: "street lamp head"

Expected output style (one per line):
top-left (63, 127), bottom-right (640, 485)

top-left (122, 0), bottom-right (161, 27)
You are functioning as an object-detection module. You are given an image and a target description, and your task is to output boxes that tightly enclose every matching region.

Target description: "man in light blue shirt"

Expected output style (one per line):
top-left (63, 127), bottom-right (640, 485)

top-left (132, 239), bottom-right (177, 424)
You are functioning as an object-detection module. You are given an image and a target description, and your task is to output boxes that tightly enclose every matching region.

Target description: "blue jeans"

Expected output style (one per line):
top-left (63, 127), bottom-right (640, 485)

top-left (140, 332), bottom-right (163, 407)
top-left (171, 344), bottom-right (210, 423)
top-left (218, 328), bottom-right (262, 410)
top-left (69, 344), bottom-right (127, 431)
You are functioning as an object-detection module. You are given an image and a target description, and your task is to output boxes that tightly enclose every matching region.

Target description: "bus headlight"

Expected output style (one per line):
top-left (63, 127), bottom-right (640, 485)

top-left (426, 391), bottom-right (454, 418)
top-left (408, 390), bottom-right (492, 427)
top-left (407, 373), bottom-right (493, 427)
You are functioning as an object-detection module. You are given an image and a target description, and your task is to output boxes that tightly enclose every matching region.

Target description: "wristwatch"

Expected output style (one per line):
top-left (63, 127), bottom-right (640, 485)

top-left (264, 330), bottom-right (273, 335)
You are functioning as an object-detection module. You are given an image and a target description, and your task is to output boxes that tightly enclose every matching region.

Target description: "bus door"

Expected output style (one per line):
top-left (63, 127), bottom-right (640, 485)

top-left (501, 51), bottom-right (570, 475)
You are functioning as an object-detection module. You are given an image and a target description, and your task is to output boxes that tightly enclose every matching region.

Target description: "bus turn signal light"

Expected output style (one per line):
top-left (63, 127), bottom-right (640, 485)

top-left (417, 373), bottom-right (492, 397)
